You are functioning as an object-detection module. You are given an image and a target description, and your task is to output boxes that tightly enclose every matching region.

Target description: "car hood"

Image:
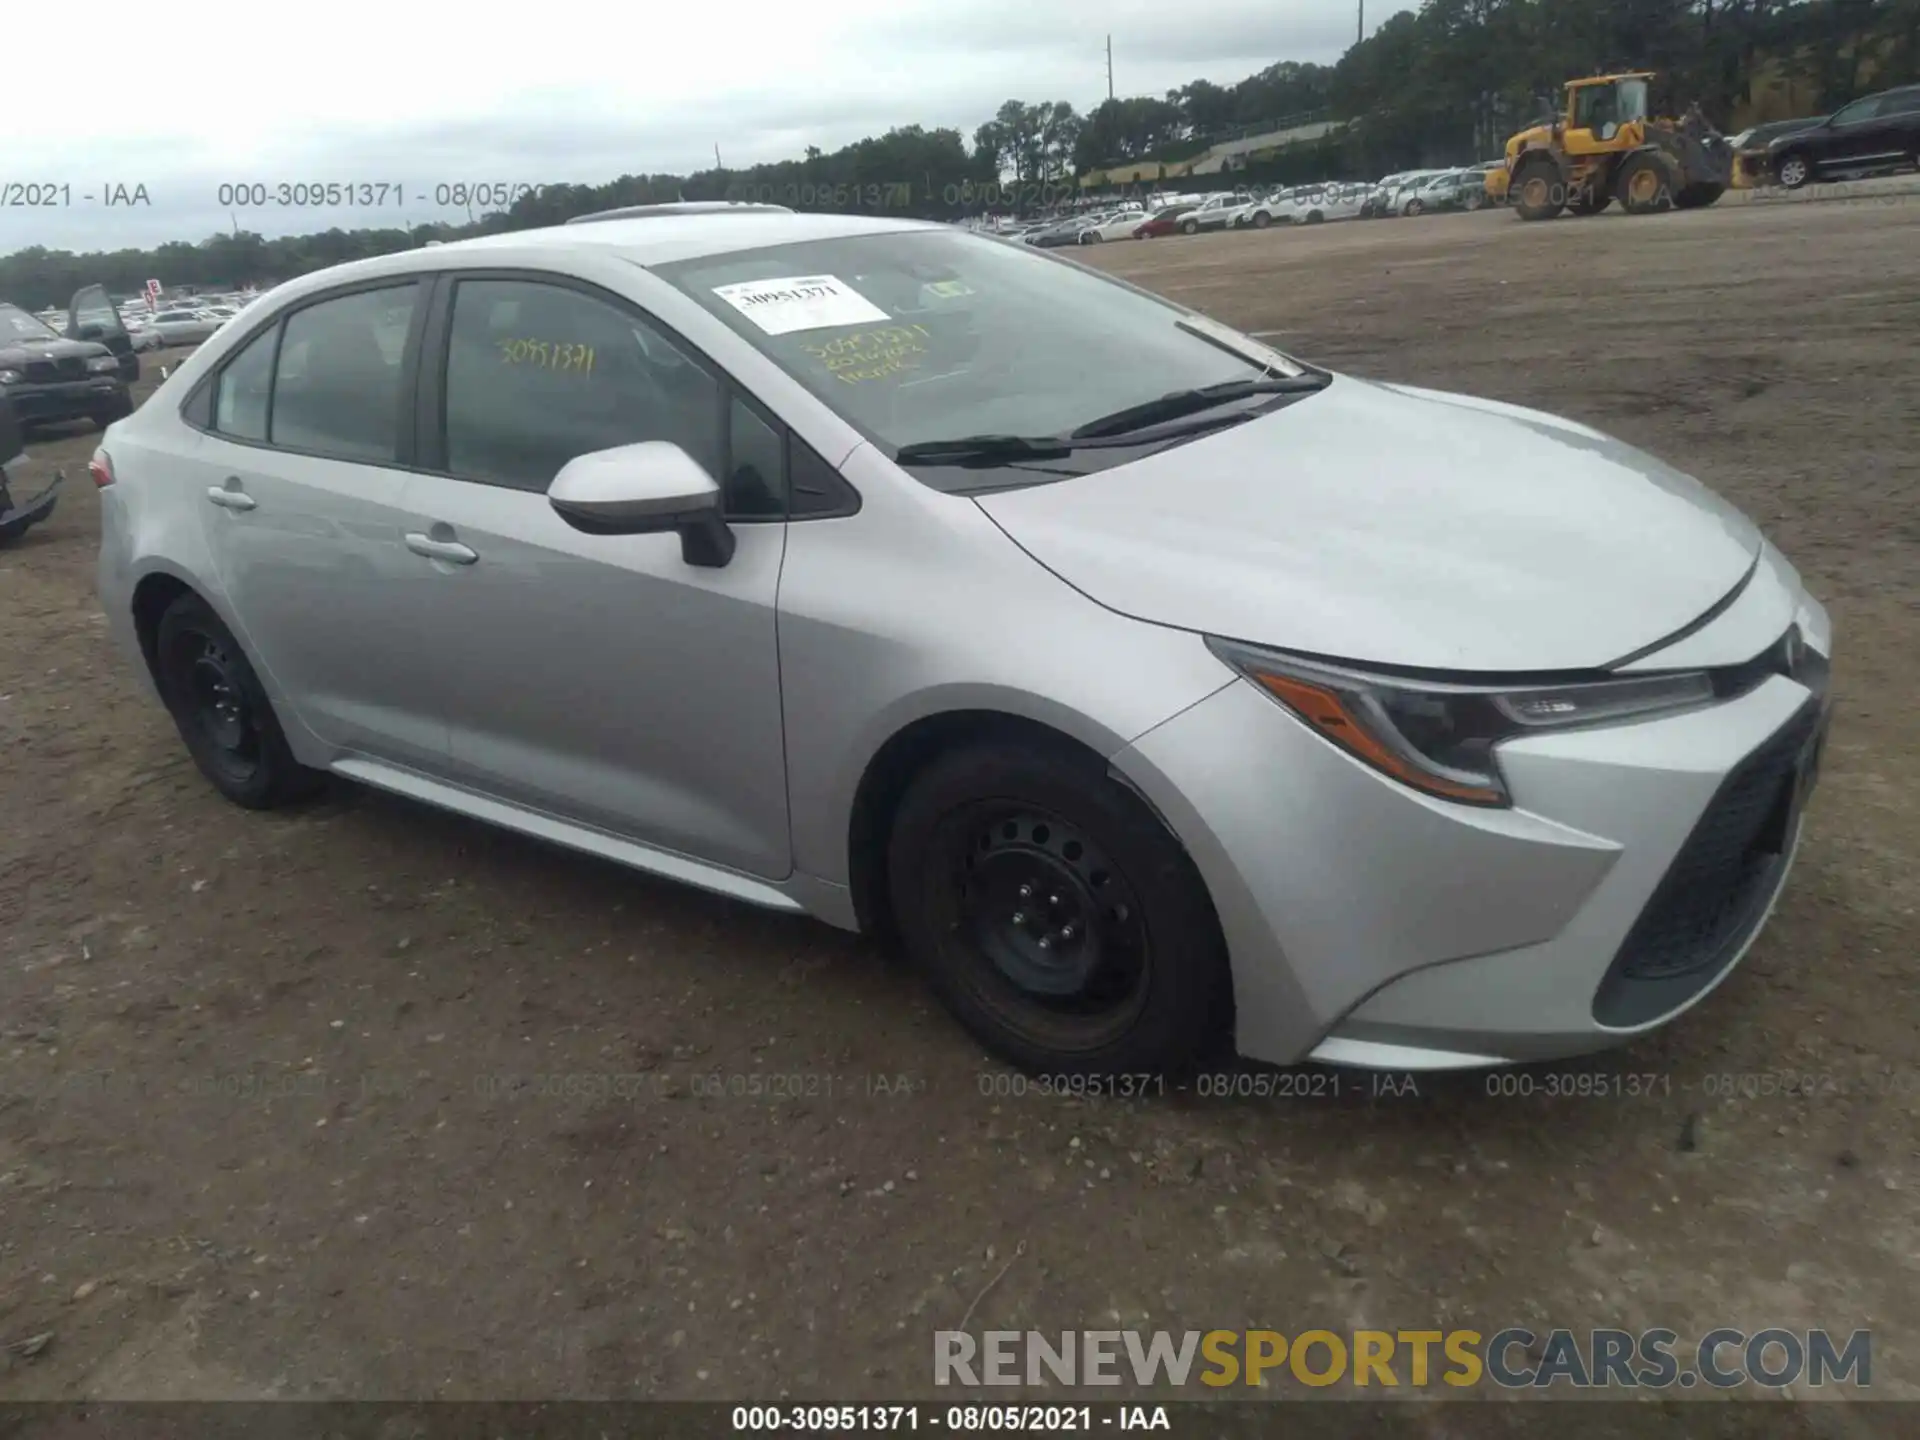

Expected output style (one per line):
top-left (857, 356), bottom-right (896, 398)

top-left (973, 375), bottom-right (1763, 673)
top-left (0, 335), bottom-right (112, 365)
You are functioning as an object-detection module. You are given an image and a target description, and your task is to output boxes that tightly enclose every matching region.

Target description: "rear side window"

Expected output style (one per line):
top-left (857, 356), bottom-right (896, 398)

top-left (269, 284), bottom-right (420, 463)
top-left (214, 326), bottom-right (276, 441)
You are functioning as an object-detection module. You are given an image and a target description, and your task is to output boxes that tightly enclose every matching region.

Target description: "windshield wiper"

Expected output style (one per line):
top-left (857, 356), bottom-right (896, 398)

top-left (892, 407), bottom-right (1262, 468)
top-left (892, 434), bottom-right (1075, 466)
top-left (1070, 373), bottom-right (1330, 439)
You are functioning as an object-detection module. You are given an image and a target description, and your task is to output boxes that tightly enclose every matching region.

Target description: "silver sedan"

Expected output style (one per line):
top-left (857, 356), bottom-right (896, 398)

top-left (93, 203), bottom-right (1833, 1077)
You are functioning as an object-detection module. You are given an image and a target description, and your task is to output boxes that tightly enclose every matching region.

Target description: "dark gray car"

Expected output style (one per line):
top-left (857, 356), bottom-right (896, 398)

top-left (0, 304), bottom-right (135, 430)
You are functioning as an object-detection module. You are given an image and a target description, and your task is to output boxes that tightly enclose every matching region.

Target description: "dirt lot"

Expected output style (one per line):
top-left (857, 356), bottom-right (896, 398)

top-left (1, 195), bottom-right (1916, 1408)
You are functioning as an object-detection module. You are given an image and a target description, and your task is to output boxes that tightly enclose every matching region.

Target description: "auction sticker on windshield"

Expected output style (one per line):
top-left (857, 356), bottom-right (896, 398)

top-left (713, 275), bottom-right (891, 336)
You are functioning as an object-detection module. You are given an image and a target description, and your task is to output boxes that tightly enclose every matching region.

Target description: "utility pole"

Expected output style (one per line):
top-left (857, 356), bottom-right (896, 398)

top-left (1106, 34), bottom-right (1114, 102)
top-left (1357, 1), bottom-right (1364, 45)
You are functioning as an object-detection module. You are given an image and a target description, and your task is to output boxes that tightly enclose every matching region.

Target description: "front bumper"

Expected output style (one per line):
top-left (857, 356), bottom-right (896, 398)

top-left (3, 377), bottom-right (128, 425)
top-left (1113, 593), bottom-right (1833, 1070)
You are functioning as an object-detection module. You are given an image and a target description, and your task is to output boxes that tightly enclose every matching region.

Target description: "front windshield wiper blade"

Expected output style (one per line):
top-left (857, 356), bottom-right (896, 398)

top-left (893, 408), bottom-right (1260, 468)
top-left (892, 434), bottom-right (1075, 466)
top-left (1070, 373), bottom-right (1331, 439)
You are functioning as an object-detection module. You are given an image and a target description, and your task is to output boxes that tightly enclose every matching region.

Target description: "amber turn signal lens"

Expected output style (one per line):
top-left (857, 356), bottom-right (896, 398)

top-left (1248, 671), bottom-right (1507, 805)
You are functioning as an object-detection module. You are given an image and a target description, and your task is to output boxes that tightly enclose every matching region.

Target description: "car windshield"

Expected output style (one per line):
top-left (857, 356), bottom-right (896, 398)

top-left (653, 228), bottom-right (1310, 489)
top-left (0, 304), bottom-right (58, 341)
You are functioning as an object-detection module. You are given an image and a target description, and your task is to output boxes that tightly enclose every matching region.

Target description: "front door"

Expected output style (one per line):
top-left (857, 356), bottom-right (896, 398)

top-left (194, 280), bottom-right (450, 772)
top-left (400, 274), bottom-right (792, 880)
top-left (69, 285), bottom-right (137, 382)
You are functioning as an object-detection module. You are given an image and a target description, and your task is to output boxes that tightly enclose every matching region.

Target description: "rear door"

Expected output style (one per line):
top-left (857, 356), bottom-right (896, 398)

top-left (192, 279), bottom-right (451, 772)
top-left (1883, 90), bottom-right (1920, 166)
top-left (1818, 94), bottom-right (1900, 173)
top-left (68, 285), bottom-right (137, 382)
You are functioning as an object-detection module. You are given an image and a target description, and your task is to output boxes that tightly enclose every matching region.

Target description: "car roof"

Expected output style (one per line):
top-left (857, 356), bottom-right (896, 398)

top-left (239, 208), bottom-right (945, 307)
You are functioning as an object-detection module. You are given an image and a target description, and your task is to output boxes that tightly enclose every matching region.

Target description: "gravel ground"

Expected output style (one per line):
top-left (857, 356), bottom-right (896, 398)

top-left (0, 191), bottom-right (1916, 1407)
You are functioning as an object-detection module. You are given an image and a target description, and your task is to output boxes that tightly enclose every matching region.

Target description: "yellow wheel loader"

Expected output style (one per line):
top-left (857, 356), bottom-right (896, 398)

top-left (1492, 73), bottom-right (1734, 220)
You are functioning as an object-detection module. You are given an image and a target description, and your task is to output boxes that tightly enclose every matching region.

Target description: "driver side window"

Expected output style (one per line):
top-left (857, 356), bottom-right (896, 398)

top-left (442, 279), bottom-right (722, 495)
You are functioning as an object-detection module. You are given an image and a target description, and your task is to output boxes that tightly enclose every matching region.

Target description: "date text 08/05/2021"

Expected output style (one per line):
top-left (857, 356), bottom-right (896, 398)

top-left (211, 182), bottom-right (559, 209)
top-left (730, 1405), bottom-right (1168, 1432)
top-left (2, 182), bottom-right (149, 207)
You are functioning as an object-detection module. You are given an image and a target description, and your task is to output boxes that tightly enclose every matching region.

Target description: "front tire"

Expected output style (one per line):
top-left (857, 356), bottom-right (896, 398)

top-left (1251, 211), bottom-right (1271, 229)
top-left (887, 739), bottom-right (1229, 1077)
top-left (1774, 152), bottom-right (1811, 189)
top-left (153, 593), bottom-right (324, 809)
top-left (1181, 218), bottom-right (1199, 235)
top-left (1511, 157), bottom-right (1565, 220)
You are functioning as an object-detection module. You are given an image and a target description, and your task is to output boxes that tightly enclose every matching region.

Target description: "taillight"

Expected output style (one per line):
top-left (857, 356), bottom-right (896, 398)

top-left (89, 449), bottom-right (116, 488)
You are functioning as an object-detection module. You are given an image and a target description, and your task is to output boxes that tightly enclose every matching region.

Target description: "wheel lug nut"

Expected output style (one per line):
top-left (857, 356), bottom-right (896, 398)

top-left (1018, 884), bottom-right (1033, 899)
top-left (1048, 893), bottom-right (1060, 906)
top-left (1011, 912), bottom-right (1026, 926)
top-left (1037, 938), bottom-right (1051, 950)
top-left (1060, 924), bottom-right (1075, 940)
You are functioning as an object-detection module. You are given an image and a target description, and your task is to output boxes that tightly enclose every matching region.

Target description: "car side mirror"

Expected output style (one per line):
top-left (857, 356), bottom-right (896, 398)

top-left (547, 440), bottom-right (735, 568)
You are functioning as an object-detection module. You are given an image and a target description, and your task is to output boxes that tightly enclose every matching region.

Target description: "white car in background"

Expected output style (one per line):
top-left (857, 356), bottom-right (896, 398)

top-left (127, 320), bottom-right (167, 352)
top-left (1182, 193), bottom-right (1255, 233)
top-left (1075, 209), bottom-right (1150, 243)
top-left (1225, 192), bottom-right (1287, 229)
top-left (1272, 183), bottom-right (1369, 224)
top-left (1370, 170), bottom-right (1447, 217)
top-left (144, 308), bottom-right (224, 347)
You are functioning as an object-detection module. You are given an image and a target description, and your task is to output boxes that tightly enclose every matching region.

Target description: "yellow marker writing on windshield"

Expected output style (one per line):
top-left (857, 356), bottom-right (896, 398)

top-left (496, 338), bottom-right (596, 374)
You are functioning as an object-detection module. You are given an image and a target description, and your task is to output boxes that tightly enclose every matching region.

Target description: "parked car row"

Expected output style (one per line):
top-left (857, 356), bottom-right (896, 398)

top-left (980, 165), bottom-right (1514, 250)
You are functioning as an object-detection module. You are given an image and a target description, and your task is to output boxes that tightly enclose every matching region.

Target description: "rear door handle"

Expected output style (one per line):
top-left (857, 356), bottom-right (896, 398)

top-left (206, 481), bottom-right (256, 511)
top-left (405, 532), bottom-right (478, 565)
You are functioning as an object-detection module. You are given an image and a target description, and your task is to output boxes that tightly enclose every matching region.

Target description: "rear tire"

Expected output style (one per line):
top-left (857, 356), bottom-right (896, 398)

top-left (1252, 211), bottom-right (1271, 229)
top-left (1181, 218), bottom-right (1199, 234)
top-left (1674, 181), bottom-right (1724, 209)
top-left (886, 738), bottom-right (1229, 1077)
top-left (153, 593), bottom-right (325, 810)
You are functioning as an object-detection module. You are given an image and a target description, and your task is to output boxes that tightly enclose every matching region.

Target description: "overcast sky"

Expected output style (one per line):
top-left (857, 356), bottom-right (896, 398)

top-left (7, 0), bottom-right (1404, 256)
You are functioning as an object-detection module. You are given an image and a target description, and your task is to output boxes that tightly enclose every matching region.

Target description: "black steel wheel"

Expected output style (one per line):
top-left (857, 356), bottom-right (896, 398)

top-left (887, 737), bottom-right (1229, 1076)
top-left (154, 593), bottom-right (323, 809)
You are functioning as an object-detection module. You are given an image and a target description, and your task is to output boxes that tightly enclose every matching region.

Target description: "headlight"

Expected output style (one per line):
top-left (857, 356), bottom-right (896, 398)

top-left (1206, 638), bottom-right (1717, 807)
top-left (86, 355), bottom-right (120, 374)
top-left (0, 369), bottom-right (20, 384)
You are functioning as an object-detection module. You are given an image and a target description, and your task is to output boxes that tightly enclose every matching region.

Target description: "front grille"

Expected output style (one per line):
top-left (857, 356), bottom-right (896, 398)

top-left (22, 356), bottom-right (86, 383)
top-left (1600, 700), bottom-right (1823, 1012)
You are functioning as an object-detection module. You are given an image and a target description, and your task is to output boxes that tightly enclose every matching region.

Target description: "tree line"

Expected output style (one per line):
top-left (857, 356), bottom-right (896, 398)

top-left (2, 0), bottom-right (1910, 308)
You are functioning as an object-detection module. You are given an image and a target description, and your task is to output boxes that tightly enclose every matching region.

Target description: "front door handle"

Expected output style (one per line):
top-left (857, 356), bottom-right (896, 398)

top-left (405, 532), bottom-right (478, 565)
top-left (206, 479), bottom-right (256, 511)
